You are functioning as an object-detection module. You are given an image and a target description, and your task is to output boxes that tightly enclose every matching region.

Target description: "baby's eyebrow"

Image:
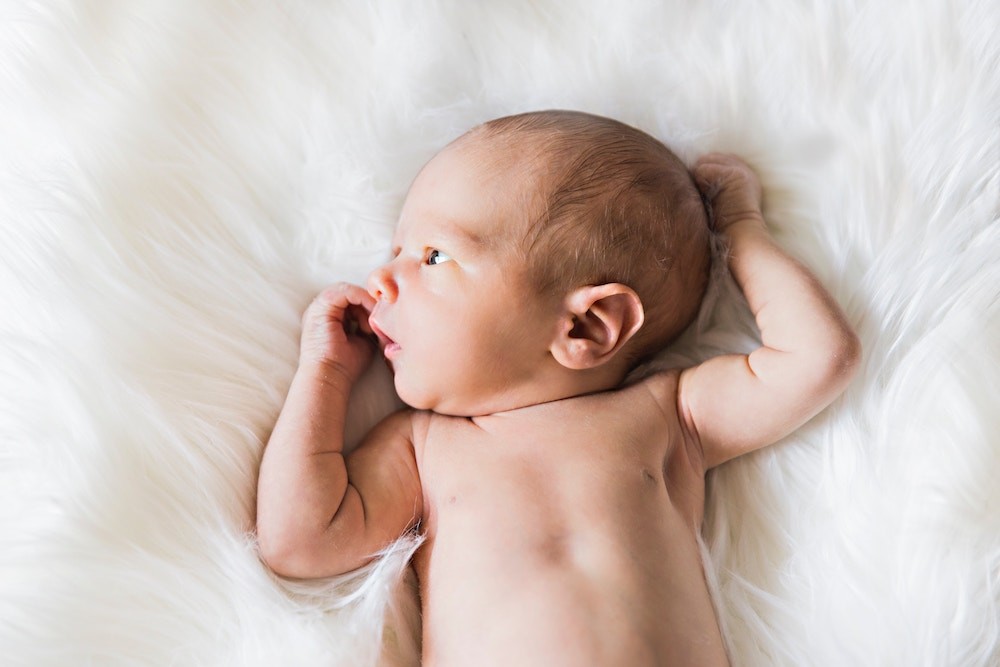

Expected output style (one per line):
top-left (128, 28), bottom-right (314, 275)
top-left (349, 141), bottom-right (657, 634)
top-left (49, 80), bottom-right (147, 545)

top-left (439, 220), bottom-right (488, 248)
top-left (390, 217), bottom-right (493, 255)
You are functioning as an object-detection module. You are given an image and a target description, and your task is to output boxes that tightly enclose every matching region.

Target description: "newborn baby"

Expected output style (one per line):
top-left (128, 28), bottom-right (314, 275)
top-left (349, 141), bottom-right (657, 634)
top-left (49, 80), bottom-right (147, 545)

top-left (256, 110), bottom-right (861, 666)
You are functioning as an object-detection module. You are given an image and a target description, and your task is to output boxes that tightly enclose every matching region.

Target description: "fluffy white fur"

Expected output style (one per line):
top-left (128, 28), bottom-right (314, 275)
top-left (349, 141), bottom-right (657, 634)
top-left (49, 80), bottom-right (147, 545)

top-left (2, 1), bottom-right (998, 665)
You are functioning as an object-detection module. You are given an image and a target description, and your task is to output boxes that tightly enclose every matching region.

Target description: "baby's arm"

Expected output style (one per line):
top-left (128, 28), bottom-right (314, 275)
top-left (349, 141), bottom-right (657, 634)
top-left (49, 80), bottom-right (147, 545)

top-left (256, 284), bottom-right (422, 578)
top-left (678, 154), bottom-right (861, 469)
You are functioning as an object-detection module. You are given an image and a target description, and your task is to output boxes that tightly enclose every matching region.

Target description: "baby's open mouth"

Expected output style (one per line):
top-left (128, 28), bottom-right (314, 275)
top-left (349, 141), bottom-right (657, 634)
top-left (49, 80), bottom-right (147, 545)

top-left (368, 317), bottom-right (401, 361)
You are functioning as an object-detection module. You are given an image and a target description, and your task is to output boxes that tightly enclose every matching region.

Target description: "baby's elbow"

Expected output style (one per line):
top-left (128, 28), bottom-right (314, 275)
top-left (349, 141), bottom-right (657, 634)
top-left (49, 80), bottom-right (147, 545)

top-left (816, 328), bottom-right (862, 392)
top-left (257, 526), bottom-right (298, 577)
top-left (257, 523), bottom-right (362, 580)
top-left (835, 328), bottom-right (862, 377)
top-left (257, 526), bottom-right (322, 579)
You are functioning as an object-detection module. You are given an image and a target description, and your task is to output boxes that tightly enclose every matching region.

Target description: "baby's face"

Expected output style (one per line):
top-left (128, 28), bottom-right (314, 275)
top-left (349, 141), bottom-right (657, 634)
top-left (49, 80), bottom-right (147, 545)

top-left (367, 140), bottom-right (556, 416)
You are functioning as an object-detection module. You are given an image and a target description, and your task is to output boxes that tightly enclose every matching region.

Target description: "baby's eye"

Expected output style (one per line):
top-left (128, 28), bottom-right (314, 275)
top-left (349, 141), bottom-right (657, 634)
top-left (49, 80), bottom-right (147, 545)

top-left (426, 249), bottom-right (453, 266)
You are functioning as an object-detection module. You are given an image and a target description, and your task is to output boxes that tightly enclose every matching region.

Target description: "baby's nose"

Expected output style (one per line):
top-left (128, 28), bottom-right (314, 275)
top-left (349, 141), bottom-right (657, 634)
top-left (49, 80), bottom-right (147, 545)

top-left (367, 264), bottom-right (398, 303)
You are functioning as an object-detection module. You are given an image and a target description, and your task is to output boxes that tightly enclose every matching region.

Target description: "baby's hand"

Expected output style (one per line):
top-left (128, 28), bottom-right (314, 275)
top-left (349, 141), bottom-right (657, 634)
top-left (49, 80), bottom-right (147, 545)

top-left (299, 283), bottom-right (377, 382)
top-left (692, 153), bottom-right (765, 233)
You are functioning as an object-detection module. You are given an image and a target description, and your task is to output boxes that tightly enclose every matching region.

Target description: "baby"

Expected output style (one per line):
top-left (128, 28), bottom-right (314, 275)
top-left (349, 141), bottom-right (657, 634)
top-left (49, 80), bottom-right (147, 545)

top-left (256, 110), bottom-right (861, 666)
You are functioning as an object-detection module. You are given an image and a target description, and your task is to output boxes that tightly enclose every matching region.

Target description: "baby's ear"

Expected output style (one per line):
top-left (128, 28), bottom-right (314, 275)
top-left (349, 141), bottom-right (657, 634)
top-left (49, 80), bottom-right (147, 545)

top-left (549, 284), bottom-right (644, 370)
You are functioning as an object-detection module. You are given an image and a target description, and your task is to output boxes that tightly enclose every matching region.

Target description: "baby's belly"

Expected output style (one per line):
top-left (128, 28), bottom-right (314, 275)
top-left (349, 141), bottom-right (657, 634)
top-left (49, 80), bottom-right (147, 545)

top-left (414, 483), bottom-right (729, 667)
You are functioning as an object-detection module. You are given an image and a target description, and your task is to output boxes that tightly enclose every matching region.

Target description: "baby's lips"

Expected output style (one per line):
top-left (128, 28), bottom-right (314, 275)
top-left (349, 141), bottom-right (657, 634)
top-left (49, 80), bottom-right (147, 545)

top-left (367, 316), bottom-right (394, 349)
top-left (368, 316), bottom-right (400, 369)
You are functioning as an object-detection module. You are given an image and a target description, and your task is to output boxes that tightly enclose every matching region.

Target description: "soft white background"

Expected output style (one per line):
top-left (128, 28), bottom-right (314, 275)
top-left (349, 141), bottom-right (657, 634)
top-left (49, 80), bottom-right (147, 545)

top-left (2, 1), bottom-right (998, 665)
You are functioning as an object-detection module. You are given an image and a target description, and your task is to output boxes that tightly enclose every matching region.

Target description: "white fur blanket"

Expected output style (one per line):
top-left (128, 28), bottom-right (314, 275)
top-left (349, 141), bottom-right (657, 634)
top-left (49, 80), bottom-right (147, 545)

top-left (2, 2), bottom-right (998, 665)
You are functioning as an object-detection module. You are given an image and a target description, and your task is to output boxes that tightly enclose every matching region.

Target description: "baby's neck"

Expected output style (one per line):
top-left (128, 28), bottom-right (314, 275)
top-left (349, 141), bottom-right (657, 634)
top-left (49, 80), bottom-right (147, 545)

top-left (444, 362), bottom-right (630, 419)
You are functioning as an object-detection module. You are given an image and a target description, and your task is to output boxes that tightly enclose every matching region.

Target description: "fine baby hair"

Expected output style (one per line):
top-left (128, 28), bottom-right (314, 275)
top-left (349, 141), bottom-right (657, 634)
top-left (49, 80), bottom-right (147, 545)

top-left (467, 110), bottom-right (712, 365)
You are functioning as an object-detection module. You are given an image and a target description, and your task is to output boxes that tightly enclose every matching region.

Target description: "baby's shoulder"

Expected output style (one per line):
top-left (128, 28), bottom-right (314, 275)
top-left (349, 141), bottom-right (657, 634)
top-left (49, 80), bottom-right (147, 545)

top-left (359, 408), bottom-right (441, 469)
top-left (620, 367), bottom-right (682, 410)
top-left (553, 368), bottom-right (684, 428)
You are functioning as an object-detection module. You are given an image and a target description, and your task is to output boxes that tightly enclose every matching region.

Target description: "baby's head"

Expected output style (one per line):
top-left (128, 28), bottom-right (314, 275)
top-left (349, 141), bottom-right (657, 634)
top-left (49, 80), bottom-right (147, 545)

top-left (471, 110), bottom-right (711, 366)
top-left (368, 110), bottom-right (711, 416)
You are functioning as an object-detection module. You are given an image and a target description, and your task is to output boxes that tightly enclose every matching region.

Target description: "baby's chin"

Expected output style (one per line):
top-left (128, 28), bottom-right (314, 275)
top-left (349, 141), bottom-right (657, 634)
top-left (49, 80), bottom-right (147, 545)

top-left (394, 376), bottom-right (443, 413)
top-left (394, 376), bottom-right (496, 418)
top-left (396, 386), bottom-right (472, 417)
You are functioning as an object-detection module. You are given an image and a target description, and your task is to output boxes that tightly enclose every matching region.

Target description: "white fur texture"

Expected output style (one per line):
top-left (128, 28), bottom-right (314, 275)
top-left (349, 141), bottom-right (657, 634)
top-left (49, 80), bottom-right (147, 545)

top-left (2, 1), bottom-right (998, 665)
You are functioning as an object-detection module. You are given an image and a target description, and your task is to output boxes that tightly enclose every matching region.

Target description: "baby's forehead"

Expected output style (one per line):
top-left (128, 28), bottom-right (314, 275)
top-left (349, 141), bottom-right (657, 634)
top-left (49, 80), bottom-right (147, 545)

top-left (461, 128), bottom-right (558, 176)
top-left (462, 134), bottom-right (561, 207)
top-left (397, 144), bottom-right (542, 246)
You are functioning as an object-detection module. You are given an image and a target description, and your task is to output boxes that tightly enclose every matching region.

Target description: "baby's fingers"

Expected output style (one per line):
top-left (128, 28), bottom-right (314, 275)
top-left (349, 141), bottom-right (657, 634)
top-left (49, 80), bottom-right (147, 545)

top-left (298, 283), bottom-right (378, 371)
top-left (304, 283), bottom-right (375, 324)
top-left (693, 155), bottom-right (762, 198)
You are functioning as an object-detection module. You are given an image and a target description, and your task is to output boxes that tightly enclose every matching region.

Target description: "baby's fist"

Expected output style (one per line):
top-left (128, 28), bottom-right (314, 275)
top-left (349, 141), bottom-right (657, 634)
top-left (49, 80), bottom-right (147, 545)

top-left (299, 283), bottom-right (376, 382)
top-left (692, 153), bottom-right (765, 233)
